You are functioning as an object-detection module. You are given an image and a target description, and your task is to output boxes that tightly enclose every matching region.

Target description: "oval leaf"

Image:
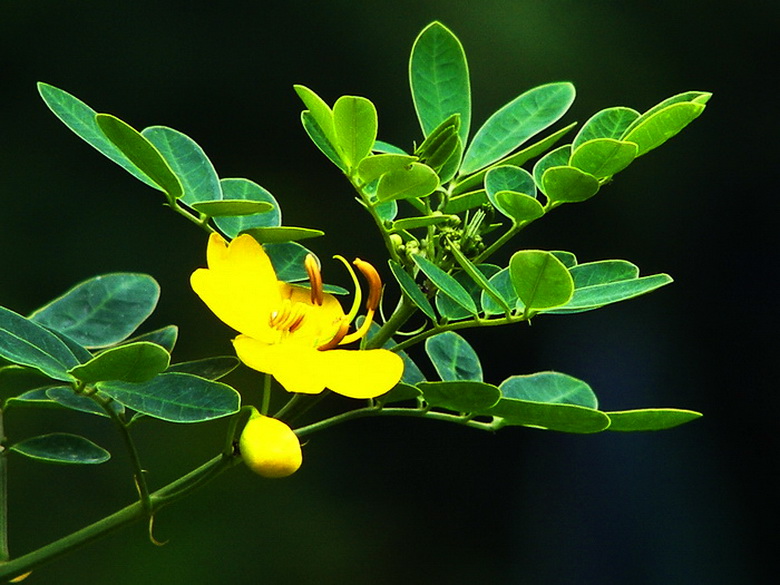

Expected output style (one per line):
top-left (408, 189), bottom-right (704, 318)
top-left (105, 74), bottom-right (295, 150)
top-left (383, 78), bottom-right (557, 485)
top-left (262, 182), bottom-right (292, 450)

top-left (376, 162), bottom-right (439, 201)
top-left (418, 381), bottom-right (499, 412)
top-left (30, 273), bottom-right (160, 348)
top-left (9, 433), bottom-right (110, 464)
top-left (301, 110), bottom-right (347, 172)
top-left (0, 306), bottom-right (80, 381)
top-left (485, 165), bottom-right (536, 199)
top-left (294, 84), bottom-right (337, 147)
top-left (68, 341), bottom-right (170, 384)
top-left (606, 408), bottom-right (702, 432)
top-left (572, 107), bottom-right (640, 150)
top-left (95, 114), bottom-right (183, 199)
top-left (142, 125), bottom-right (222, 205)
top-left (46, 386), bottom-right (124, 417)
top-left (357, 154), bottom-right (418, 184)
top-left (541, 166), bottom-right (600, 205)
top-left (461, 82), bottom-right (576, 175)
top-left (333, 95), bottom-right (378, 169)
top-left (546, 273), bottom-right (672, 314)
top-left (125, 325), bottom-right (179, 353)
top-left (215, 178), bottom-right (282, 238)
top-left (509, 250), bottom-right (574, 312)
top-left (97, 372), bottom-right (240, 423)
top-left (569, 138), bottom-right (637, 179)
top-left (500, 372), bottom-right (598, 409)
top-left (485, 399), bottom-right (610, 433)
top-left (410, 21), bottom-right (471, 147)
top-left (622, 101), bottom-right (706, 156)
top-left (425, 331), bottom-right (482, 381)
top-left (493, 191), bottom-right (545, 224)
top-left (166, 356), bottom-right (240, 380)
top-left (191, 199), bottom-right (274, 217)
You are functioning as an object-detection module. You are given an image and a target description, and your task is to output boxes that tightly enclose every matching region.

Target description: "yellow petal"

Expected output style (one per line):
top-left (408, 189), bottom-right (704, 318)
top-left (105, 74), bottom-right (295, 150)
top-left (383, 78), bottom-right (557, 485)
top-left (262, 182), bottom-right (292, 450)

top-left (234, 336), bottom-right (328, 394)
top-left (191, 234), bottom-right (281, 341)
top-left (319, 349), bottom-right (404, 399)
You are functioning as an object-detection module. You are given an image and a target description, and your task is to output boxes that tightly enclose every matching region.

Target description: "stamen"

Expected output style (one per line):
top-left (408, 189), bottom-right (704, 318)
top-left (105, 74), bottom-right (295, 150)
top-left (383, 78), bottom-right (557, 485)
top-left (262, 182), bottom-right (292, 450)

top-left (353, 258), bottom-right (382, 311)
top-left (317, 320), bottom-right (350, 350)
top-left (269, 300), bottom-right (292, 328)
top-left (304, 254), bottom-right (323, 306)
top-left (332, 255), bottom-right (362, 323)
top-left (338, 309), bottom-right (375, 346)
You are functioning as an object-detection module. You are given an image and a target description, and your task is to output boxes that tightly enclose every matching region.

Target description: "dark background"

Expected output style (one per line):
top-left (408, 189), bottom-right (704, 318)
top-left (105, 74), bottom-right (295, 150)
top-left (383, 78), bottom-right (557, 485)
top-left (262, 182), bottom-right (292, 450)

top-left (1, 1), bottom-right (776, 583)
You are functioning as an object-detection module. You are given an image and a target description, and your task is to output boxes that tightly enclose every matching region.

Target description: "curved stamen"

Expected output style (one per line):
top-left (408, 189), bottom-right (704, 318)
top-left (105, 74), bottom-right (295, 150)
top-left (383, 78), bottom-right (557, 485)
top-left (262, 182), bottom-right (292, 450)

top-left (304, 254), bottom-right (323, 306)
top-left (353, 258), bottom-right (382, 311)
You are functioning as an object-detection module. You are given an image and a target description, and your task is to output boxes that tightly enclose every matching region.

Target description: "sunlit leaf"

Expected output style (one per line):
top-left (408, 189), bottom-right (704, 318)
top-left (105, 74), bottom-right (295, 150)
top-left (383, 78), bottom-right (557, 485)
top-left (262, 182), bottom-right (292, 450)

top-left (606, 408), bottom-right (702, 431)
top-left (500, 372), bottom-right (598, 408)
top-left (418, 380), bottom-right (499, 412)
top-left (509, 250), bottom-right (574, 312)
top-left (215, 178), bottom-right (282, 238)
top-left (572, 107), bottom-right (640, 150)
top-left (541, 166), bottom-right (600, 205)
top-left (376, 163), bottom-right (439, 201)
top-left (569, 138), bottom-right (637, 179)
top-left (333, 95), bottom-right (377, 169)
top-left (68, 342), bottom-right (170, 384)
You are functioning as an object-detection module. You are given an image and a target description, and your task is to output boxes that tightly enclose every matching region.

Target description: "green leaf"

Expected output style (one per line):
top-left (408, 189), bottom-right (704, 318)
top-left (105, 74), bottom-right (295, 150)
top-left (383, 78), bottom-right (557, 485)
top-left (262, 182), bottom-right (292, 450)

top-left (388, 260), bottom-right (436, 320)
top-left (622, 101), bottom-right (707, 156)
top-left (294, 84), bottom-right (338, 147)
top-left (191, 199), bottom-right (273, 217)
top-left (461, 82), bottom-right (576, 175)
top-left (409, 21), bottom-right (471, 147)
top-left (214, 178), bottom-right (281, 238)
top-left (46, 386), bottom-right (124, 417)
top-left (545, 274), bottom-right (672, 314)
top-left (0, 365), bottom-right (53, 396)
top-left (391, 214), bottom-right (454, 232)
top-left (68, 342), bottom-right (170, 384)
top-left (606, 408), bottom-right (702, 432)
top-left (5, 388), bottom-right (58, 409)
top-left (37, 83), bottom-right (158, 189)
top-left (493, 191), bottom-right (545, 224)
top-left (485, 165), bottom-right (536, 198)
top-left (418, 380), bottom-right (499, 412)
top-left (413, 255), bottom-right (478, 315)
top-left (447, 246), bottom-right (508, 315)
top-left (141, 125), bottom-right (222, 205)
top-left (167, 356), bottom-right (240, 380)
top-left (622, 91), bottom-right (711, 138)
top-left (333, 95), bottom-right (378, 169)
top-left (30, 273), bottom-right (160, 349)
top-left (541, 166), bottom-right (600, 205)
top-left (500, 372), bottom-right (598, 408)
top-left (452, 122), bottom-right (576, 196)
top-left (241, 226), bottom-right (324, 244)
top-left (569, 260), bottom-right (638, 288)
top-left (373, 140), bottom-right (408, 155)
top-left (9, 433), bottom-right (110, 464)
top-left (97, 372), bottom-right (240, 423)
top-left (0, 306), bottom-right (80, 381)
top-left (485, 399), bottom-right (610, 433)
top-left (265, 242), bottom-right (314, 282)
top-left (572, 107), bottom-right (640, 150)
top-left (375, 200), bottom-right (398, 222)
top-left (425, 331), bottom-right (482, 381)
top-left (124, 325), bottom-right (178, 353)
top-left (301, 111), bottom-right (347, 172)
top-left (376, 163), bottom-right (439, 201)
top-left (435, 263), bottom-right (501, 321)
top-left (533, 144), bottom-right (571, 190)
top-left (509, 250), bottom-right (574, 312)
top-left (552, 250), bottom-right (578, 268)
top-left (357, 154), bottom-right (418, 184)
top-left (377, 383), bottom-right (421, 405)
top-left (414, 113), bottom-right (462, 173)
top-left (480, 268), bottom-right (520, 316)
top-left (95, 114), bottom-right (183, 200)
top-left (442, 189), bottom-right (488, 214)
top-left (569, 138), bottom-right (638, 179)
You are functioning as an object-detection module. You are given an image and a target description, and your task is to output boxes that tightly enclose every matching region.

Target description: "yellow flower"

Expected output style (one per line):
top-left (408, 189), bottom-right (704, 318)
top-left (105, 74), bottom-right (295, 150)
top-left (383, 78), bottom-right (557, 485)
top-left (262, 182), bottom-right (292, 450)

top-left (240, 411), bottom-right (302, 478)
top-left (191, 233), bottom-right (403, 399)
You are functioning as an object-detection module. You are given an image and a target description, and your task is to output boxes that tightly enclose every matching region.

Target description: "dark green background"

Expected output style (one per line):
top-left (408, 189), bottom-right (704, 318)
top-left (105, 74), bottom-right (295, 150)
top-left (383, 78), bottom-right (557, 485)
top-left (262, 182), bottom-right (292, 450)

top-left (1, 1), bottom-right (775, 583)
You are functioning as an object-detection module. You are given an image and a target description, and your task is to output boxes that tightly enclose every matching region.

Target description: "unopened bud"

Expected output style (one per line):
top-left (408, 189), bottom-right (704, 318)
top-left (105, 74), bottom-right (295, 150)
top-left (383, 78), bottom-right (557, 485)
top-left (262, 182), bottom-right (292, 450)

top-left (239, 412), bottom-right (302, 478)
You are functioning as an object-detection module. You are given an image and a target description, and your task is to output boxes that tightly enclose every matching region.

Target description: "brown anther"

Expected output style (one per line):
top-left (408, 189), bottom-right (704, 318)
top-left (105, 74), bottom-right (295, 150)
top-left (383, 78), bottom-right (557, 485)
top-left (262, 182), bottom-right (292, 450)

top-left (317, 319), bottom-right (350, 350)
top-left (304, 254), bottom-right (324, 306)
top-left (269, 300), bottom-right (292, 328)
top-left (353, 258), bottom-right (382, 311)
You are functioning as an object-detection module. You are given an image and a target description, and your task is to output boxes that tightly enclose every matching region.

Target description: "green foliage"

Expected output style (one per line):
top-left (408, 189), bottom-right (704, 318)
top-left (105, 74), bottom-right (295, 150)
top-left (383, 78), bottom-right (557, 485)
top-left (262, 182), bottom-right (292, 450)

top-left (8, 433), bottom-right (111, 465)
top-left (68, 342), bottom-right (170, 384)
top-left (29, 273), bottom-right (160, 348)
top-left (425, 331), bottom-right (482, 381)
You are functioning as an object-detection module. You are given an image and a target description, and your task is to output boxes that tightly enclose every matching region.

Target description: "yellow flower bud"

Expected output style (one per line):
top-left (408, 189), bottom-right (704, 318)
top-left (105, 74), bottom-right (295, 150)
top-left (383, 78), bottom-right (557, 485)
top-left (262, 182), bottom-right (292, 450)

top-left (239, 413), bottom-right (302, 478)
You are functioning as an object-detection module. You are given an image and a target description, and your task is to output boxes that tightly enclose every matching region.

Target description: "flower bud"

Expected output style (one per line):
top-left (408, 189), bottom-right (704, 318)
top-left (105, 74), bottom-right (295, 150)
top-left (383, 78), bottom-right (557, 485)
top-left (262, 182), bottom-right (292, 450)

top-left (239, 413), bottom-right (302, 478)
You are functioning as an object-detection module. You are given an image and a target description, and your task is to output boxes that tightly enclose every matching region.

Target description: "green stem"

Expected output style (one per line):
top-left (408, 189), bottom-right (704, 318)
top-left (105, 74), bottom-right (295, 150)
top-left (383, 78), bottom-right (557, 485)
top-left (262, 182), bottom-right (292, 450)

top-left (363, 296), bottom-right (418, 350)
top-left (295, 405), bottom-right (498, 438)
top-left (473, 223), bottom-right (522, 265)
top-left (390, 313), bottom-right (528, 354)
top-left (0, 452), bottom-right (241, 583)
top-left (260, 374), bottom-right (272, 416)
top-left (0, 409), bottom-right (9, 564)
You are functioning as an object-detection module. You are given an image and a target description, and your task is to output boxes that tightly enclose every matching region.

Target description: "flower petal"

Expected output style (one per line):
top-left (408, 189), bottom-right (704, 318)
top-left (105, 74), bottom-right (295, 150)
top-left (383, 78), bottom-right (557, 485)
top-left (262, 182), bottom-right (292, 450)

top-left (319, 349), bottom-right (404, 399)
top-left (234, 336), bottom-right (327, 394)
top-left (191, 234), bottom-right (281, 342)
